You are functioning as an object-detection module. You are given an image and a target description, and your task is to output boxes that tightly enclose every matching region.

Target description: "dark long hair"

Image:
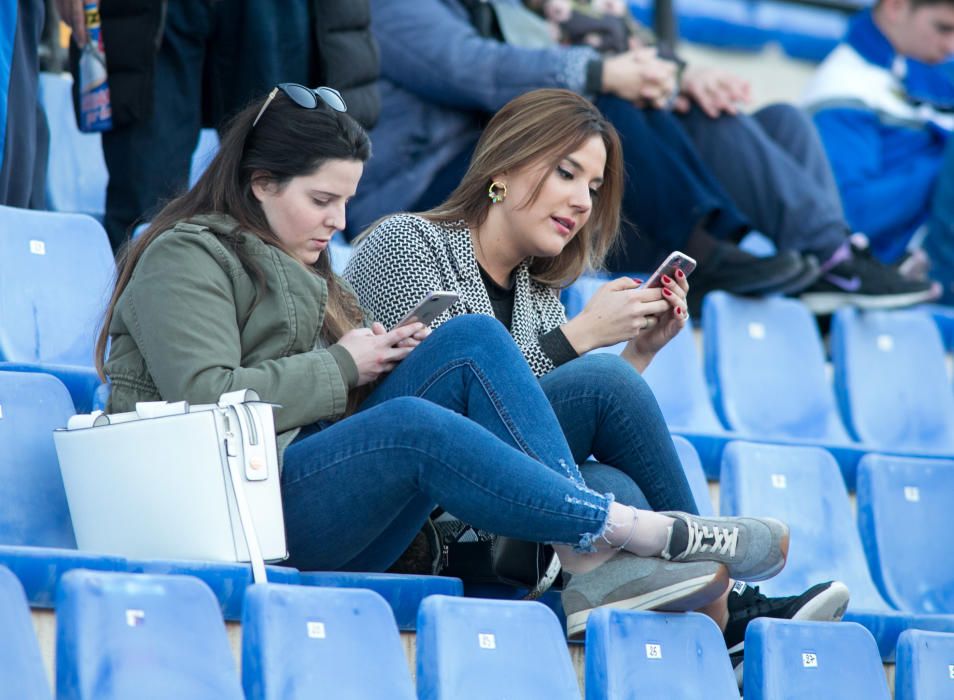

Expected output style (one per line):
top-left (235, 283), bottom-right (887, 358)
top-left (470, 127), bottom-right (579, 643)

top-left (95, 91), bottom-right (372, 379)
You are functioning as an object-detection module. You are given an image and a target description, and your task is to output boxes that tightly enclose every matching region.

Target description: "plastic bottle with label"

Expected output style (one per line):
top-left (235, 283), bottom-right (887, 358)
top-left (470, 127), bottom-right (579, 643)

top-left (78, 0), bottom-right (112, 132)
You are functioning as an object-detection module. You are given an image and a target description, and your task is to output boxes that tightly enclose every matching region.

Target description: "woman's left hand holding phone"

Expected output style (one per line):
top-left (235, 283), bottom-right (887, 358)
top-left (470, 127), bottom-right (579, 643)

top-left (335, 322), bottom-right (428, 386)
top-left (623, 269), bottom-right (690, 370)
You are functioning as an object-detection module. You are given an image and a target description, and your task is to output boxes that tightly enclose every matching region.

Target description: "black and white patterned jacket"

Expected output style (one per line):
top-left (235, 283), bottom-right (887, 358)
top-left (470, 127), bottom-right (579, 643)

top-left (344, 214), bottom-right (569, 377)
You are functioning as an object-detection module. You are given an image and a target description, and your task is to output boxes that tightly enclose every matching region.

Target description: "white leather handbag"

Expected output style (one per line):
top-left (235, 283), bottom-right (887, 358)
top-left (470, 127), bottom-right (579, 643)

top-left (53, 389), bottom-right (286, 583)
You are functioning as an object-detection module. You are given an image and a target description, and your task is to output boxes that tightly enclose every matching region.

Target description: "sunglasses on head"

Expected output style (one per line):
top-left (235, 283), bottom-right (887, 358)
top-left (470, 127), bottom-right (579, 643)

top-left (252, 83), bottom-right (347, 128)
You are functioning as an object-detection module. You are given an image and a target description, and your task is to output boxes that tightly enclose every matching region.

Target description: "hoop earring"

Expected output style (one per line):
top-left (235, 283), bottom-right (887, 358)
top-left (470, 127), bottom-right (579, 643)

top-left (488, 181), bottom-right (507, 204)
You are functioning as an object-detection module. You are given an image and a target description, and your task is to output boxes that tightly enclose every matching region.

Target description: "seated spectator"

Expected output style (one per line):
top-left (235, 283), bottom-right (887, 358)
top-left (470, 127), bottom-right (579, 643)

top-left (351, 0), bottom-right (935, 312)
top-left (346, 88), bottom-right (850, 672)
top-left (95, 82), bottom-right (805, 639)
top-left (804, 0), bottom-right (954, 304)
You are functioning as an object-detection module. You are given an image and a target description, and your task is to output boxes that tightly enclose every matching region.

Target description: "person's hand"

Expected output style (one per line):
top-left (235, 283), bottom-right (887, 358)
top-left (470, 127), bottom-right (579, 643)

top-left (623, 268), bottom-right (689, 368)
top-left (334, 322), bottom-right (426, 386)
top-left (55, 0), bottom-right (87, 47)
top-left (542, 0), bottom-right (573, 22)
top-left (561, 277), bottom-right (671, 354)
top-left (387, 320), bottom-right (432, 348)
top-left (601, 48), bottom-right (677, 108)
top-left (672, 65), bottom-right (751, 118)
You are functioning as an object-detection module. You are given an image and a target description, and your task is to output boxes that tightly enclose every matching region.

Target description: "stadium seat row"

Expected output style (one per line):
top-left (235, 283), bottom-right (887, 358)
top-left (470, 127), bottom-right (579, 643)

top-left (4, 564), bottom-right (951, 699)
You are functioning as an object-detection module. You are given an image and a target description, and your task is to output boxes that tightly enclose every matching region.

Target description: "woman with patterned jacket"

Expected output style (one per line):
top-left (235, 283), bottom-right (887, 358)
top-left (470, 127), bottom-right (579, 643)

top-left (345, 88), bottom-right (849, 666)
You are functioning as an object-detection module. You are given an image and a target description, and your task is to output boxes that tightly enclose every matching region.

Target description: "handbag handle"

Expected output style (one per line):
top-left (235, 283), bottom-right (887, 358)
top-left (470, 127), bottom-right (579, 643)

top-left (221, 403), bottom-right (268, 585)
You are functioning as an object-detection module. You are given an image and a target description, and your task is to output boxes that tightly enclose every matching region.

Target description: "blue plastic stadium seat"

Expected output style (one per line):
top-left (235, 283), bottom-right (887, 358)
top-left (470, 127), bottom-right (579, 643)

top-left (0, 566), bottom-right (53, 699)
top-left (56, 570), bottom-right (243, 700)
top-left (125, 559), bottom-right (300, 621)
top-left (895, 629), bottom-right (954, 700)
top-left (720, 440), bottom-right (954, 659)
top-left (242, 584), bottom-right (415, 700)
top-left (416, 595), bottom-right (580, 699)
top-left (832, 308), bottom-right (954, 455)
top-left (299, 571), bottom-right (463, 631)
top-left (643, 321), bottom-right (739, 478)
top-left (703, 292), bottom-right (867, 485)
top-left (743, 619), bottom-right (890, 699)
top-left (0, 205), bottom-right (115, 412)
top-left (189, 128), bottom-right (220, 187)
top-left (857, 454), bottom-right (954, 615)
top-left (672, 435), bottom-right (715, 515)
top-left (585, 609), bottom-right (739, 699)
top-left (329, 235), bottom-right (354, 275)
top-left (924, 302), bottom-right (954, 350)
top-left (39, 72), bottom-right (107, 218)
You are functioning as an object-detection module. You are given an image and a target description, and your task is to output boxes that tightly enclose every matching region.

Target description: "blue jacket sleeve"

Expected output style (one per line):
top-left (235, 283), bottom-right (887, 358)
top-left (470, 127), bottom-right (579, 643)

top-left (813, 108), bottom-right (938, 241)
top-left (371, 0), bottom-right (598, 112)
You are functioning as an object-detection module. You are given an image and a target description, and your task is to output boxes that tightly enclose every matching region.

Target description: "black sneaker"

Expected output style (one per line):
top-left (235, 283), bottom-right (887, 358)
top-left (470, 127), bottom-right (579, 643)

top-left (689, 243), bottom-right (808, 315)
top-left (800, 237), bottom-right (940, 315)
top-left (724, 580), bottom-right (850, 687)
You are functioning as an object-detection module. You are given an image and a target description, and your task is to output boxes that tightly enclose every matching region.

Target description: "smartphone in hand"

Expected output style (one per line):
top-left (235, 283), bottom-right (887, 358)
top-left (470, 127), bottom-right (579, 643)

top-left (640, 251), bottom-right (697, 289)
top-left (393, 292), bottom-right (460, 329)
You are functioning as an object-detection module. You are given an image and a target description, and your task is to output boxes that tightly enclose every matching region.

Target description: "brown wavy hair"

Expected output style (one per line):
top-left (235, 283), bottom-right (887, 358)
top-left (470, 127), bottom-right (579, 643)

top-left (423, 88), bottom-right (624, 287)
top-left (95, 91), bottom-right (371, 380)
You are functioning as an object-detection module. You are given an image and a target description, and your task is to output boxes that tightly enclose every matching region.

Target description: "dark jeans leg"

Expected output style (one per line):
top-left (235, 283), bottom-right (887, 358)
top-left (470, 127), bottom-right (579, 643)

top-left (677, 104), bottom-right (848, 259)
top-left (539, 353), bottom-right (698, 514)
top-left (101, 0), bottom-right (208, 250)
top-left (595, 97), bottom-right (750, 272)
top-left (924, 137), bottom-right (954, 304)
top-left (0, 0), bottom-right (47, 209)
top-left (410, 138), bottom-right (479, 212)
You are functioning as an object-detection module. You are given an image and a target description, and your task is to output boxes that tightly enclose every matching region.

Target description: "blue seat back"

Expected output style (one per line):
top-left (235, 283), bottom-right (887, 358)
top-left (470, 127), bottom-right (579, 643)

top-left (832, 307), bottom-right (954, 451)
top-left (0, 566), bottom-right (52, 698)
top-left (0, 205), bottom-right (114, 366)
top-left (743, 619), bottom-right (890, 700)
top-left (719, 440), bottom-right (888, 609)
top-left (585, 609), bottom-right (739, 699)
top-left (416, 595), bottom-right (580, 700)
top-left (672, 435), bottom-right (715, 515)
top-left (643, 321), bottom-right (725, 433)
top-left (56, 570), bottom-right (243, 700)
top-left (895, 629), bottom-right (954, 700)
top-left (857, 454), bottom-right (954, 614)
top-left (39, 73), bottom-right (108, 218)
top-left (703, 292), bottom-right (850, 442)
top-left (0, 371), bottom-right (76, 547)
top-left (242, 584), bottom-right (414, 700)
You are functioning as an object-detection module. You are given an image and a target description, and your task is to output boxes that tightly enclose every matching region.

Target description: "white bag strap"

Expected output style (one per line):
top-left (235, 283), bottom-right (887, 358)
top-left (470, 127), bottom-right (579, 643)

top-left (222, 405), bottom-right (268, 584)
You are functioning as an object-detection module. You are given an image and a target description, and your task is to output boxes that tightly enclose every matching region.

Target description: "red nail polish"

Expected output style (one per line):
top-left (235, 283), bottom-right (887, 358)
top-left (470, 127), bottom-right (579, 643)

top-left (676, 269), bottom-right (685, 279)
top-left (632, 278), bottom-right (643, 285)
top-left (661, 275), bottom-right (672, 285)
top-left (676, 307), bottom-right (682, 315)
top-left (662, 288), bottom-right (672, 297)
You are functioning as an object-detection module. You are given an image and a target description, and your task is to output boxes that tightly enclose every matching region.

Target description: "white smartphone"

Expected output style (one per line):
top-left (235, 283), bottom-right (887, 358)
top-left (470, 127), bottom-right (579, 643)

top-left (640, 251), bottom-right (697, 289)
top-left (394, 291), bottom-right (460, 329)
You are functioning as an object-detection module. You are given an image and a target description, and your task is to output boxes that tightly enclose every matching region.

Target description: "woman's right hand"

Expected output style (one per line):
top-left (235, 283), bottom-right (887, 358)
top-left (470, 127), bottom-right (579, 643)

top-left (334, 322), bottom-right (426, 386)
top-left (561, 277), bottom-right (670, 354)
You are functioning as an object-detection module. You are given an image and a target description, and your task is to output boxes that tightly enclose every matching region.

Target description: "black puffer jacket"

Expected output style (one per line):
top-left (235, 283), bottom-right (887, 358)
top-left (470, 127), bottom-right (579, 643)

top-left (70, 0), bottom-right (380, 131)
top-left (313, 0), bottom-right (380, 130)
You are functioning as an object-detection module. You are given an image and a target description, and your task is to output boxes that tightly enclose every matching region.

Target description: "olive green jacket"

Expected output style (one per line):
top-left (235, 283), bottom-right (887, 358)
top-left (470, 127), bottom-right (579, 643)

top-left (104, 214), bottom-right (360, 458)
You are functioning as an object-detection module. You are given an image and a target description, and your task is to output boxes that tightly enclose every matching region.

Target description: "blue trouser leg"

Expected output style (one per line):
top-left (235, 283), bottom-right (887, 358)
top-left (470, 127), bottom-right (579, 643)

top-left (100, 0), bottom-right (312, 250)
top-left (539, 353), bottom-right (698, 514)
top-left (281, 316), bottom-right (614, 571)
top-left (596, 97), bottom-right (751, 272)
top-left (677, 104), bottom-right (848, 259)
top-left (0, 0), bottom-right (47, 209)
top-left (924, 136), bottom-right (954, 304)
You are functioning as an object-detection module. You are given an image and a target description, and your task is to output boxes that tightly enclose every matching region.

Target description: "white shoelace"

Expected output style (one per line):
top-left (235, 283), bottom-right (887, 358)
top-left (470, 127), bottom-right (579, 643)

top-left (686, 518), bottom-right (739, 558)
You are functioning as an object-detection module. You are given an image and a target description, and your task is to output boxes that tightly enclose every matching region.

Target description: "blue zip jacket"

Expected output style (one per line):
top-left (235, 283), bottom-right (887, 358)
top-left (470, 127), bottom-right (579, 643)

top-left (803, 10), bottom-right (954, 261)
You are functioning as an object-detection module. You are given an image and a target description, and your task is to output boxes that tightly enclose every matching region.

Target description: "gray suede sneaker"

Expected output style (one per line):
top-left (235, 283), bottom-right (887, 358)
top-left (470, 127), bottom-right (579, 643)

top-left (660, 512), bottom-right (790, 582)
top-left (561, 552), bottom-right (729, 638)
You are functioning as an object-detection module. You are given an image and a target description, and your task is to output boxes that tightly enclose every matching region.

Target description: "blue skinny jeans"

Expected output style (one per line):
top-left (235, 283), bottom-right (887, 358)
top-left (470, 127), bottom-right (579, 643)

top-left (539, 353), bottom-right (697, 515)
top-left (281, 316), bottom-right (615, 571)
